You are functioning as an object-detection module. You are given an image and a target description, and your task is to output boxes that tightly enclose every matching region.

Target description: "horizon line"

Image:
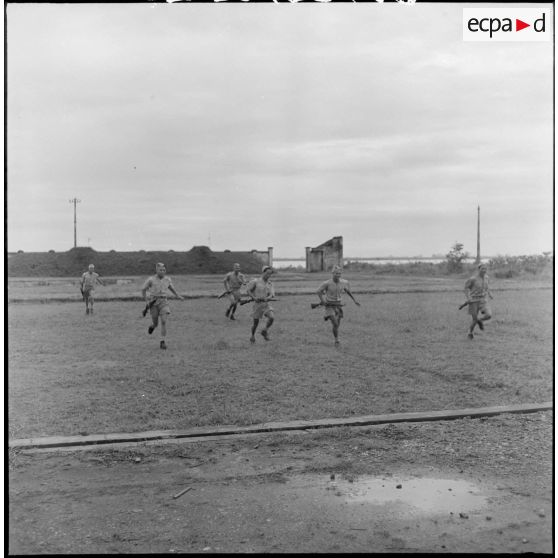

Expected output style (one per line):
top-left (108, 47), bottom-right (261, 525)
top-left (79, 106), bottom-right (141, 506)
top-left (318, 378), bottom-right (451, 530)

top-left (7, 249), bottom-right (553, 259)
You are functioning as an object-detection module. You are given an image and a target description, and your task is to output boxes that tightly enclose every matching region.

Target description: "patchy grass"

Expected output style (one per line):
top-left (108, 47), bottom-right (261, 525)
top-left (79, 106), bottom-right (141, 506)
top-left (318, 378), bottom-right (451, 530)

top-left (6, 270), bottom-right (551, 302)
top-left (7, 281), bottom-right (552, 439)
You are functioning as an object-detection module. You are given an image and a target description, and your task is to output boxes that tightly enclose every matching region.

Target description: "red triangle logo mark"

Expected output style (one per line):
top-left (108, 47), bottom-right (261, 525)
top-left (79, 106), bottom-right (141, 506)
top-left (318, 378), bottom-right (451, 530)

top-left (516, 19), bottom-right (530, 32)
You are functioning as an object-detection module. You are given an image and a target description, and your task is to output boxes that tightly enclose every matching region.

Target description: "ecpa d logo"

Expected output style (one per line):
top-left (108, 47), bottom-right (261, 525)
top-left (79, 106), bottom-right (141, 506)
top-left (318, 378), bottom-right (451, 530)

top-left (463, 8), bottom-right (551, 42)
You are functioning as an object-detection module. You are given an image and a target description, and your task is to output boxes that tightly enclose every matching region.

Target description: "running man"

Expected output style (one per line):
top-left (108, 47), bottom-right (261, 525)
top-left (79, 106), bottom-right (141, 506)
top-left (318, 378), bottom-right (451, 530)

top-left (464, 263), bottom-right (493, 339)
top-left (246, 265), bottom-right (275, 343)
top-left (223, 263), bottom-right (247, 321)
top-left (316, 265), bottom-right (360, 346)
top-left (80, 264), bottom-right (105, 315)
top-left (141, 262), bottom-right (184, 350)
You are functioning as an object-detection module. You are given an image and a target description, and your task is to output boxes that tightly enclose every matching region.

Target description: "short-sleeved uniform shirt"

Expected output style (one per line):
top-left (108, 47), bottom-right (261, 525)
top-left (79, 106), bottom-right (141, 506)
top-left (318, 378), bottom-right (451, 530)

top-left (464, 274), bottom-right (491, 316)
top-left (224, 271), bottom-right (246, 302)
top-left (142, 275), bottom-right (175, 315)
top-left (247, 277), bottom-right (275, 319)
top-left (317, 278), bottom-right (350, 319)
top-left (81, 271), bottom-right (101, 298)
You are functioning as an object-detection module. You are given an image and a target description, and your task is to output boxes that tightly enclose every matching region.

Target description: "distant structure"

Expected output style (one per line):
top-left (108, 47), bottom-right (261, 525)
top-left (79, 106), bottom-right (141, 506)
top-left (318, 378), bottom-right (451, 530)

top-left (476, 205), bottom-right (481, 265)
top-left (250, 247), bottom-right (273, 268)
top-left (305, 236), bottom-right (343, 272)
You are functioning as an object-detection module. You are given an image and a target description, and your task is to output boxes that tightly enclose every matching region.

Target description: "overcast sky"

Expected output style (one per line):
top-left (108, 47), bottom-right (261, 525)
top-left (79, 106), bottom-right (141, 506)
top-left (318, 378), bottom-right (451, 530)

top-left (7, 2), bottom-right (553, 257)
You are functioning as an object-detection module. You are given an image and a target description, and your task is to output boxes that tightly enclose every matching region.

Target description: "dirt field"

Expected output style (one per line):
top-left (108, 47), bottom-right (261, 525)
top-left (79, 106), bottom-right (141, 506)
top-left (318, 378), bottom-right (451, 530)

top-left (7, 273), bottom-right (553, 553)
top-left (8, 412), bottom-right (553, 554)
top-left (8, 278), bottom-right (552, 438)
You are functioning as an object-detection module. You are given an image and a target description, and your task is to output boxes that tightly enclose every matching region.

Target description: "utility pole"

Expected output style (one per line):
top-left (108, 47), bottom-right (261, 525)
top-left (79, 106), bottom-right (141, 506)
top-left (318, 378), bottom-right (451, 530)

top-left (69, 198), bottom-right (81, 248)
top-left (475, 205), bottom-right (480, 265)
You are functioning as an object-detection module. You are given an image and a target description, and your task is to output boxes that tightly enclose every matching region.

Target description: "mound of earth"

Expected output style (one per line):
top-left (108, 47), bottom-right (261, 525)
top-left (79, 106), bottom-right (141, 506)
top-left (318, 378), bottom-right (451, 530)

top-left (7, 246), bottom-right (265, 277)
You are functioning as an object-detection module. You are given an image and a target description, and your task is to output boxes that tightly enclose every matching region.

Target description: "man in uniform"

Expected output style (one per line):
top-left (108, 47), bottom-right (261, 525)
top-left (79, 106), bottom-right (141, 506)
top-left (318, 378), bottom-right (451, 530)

top-left (141, 262), bottom-right (184, 350)
top-left (80, 263), bottom-right (105, 315)
top-left (464, 263), bottom-right (493, 339)
top-left (223, 263), bottom-right (247, 321)
top-left (246, 265), bottom-right (275, 343)
top-left (316, 265), bottom-right (360, 346)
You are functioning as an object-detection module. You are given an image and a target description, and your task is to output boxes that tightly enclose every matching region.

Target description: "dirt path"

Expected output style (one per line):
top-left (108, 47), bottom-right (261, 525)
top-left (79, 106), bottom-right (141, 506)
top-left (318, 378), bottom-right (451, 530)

top-left (8, 411), bottom-right (553, 554)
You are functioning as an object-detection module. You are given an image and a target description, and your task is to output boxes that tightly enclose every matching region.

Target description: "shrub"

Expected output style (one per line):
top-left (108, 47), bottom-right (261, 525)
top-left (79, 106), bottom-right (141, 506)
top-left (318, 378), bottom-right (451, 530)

top-left (494, 269), bottom-right (516, 279)
top-left (343, 260), bottom-right (447, 276)
top-left (488, 254), bottom-right (552, 277)
top-left (446, 243), bottom-right (469, 273)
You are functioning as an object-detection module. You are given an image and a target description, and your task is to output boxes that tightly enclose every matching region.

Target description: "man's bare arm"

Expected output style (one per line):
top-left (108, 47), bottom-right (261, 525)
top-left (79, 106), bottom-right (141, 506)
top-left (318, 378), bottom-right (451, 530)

top-left (246, 282), bottom-right (256, 300)
top-left (268, 282), bottom-right (275, 300)
top-left (141, 279), bottom-right (151, 301)
top-left (345, 287), bottom-right (360, 306)
top-left (464, 279), bottom-right (473, 300)
top-left (316, 284), bottom-right (327, 305)
top-left (168, 285), bottom-right (184, 300)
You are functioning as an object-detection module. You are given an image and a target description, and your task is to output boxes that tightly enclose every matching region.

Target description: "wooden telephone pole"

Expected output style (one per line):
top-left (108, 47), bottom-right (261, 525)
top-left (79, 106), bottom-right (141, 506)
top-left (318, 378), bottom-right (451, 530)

top-left (69, 198), bottom-right (81, 248)
top-left (475, 205), bottom-right (481, 265)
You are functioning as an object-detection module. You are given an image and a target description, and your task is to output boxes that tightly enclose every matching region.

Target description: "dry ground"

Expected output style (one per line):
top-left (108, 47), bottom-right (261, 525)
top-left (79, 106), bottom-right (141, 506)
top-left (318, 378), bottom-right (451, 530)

top-left (8, 412), bottom-right (553, 554)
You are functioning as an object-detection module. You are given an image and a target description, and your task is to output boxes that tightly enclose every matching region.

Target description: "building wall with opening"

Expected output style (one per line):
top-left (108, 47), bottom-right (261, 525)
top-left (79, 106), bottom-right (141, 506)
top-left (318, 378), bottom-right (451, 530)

top-left (250, 247), bottom-right (273, 268)
top-left (305, 236), bottom-right (343, 272)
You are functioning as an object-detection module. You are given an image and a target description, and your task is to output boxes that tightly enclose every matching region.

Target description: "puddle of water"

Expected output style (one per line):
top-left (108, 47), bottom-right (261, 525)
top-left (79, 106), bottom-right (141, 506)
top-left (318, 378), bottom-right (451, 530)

top-left (295, 475), bottom-right (487, 515)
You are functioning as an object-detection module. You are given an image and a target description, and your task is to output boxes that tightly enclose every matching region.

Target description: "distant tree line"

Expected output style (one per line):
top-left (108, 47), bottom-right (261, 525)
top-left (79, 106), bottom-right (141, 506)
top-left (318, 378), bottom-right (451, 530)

top-left (343, 243), bottom-right (552, 278)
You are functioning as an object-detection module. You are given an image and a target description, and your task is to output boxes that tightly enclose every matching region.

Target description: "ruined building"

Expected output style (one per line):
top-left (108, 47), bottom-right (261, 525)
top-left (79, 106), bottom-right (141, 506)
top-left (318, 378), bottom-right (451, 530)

top-left (305, 236), bottom-right (343, 272)
top-left (250, 247), bottom-right (273, 268)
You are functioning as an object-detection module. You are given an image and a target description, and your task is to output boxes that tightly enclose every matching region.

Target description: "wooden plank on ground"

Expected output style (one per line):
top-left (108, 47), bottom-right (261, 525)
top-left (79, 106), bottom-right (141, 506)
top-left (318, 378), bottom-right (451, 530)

top-left (9, 402), bottom-right (553, 450)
